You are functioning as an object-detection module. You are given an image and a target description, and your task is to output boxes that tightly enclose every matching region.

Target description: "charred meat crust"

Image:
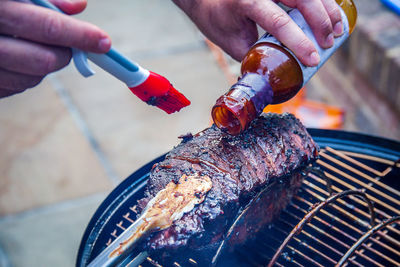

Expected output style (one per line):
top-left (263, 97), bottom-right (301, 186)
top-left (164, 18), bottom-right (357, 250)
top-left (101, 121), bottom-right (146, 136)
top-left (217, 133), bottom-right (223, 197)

top-left (140, 113), bottom-right (318, 251)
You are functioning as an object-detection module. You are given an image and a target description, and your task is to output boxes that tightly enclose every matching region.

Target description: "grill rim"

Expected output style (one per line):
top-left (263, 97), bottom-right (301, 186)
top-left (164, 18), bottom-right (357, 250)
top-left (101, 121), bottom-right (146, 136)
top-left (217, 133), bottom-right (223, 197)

top-left (76, 129), bottom-right (400, 267)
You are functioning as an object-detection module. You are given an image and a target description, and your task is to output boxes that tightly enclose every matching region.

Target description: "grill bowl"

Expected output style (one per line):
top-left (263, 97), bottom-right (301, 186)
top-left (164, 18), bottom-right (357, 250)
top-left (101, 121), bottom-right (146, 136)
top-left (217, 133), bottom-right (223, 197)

top-left (77, 129), bottom-right (400, 267)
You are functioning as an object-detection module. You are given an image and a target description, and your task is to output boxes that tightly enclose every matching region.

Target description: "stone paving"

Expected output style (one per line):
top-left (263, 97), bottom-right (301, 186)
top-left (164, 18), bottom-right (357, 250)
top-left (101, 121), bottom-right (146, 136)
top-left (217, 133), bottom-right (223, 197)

top-left (0, 0), bottom-right (399, 266)
top-left (0, 1), bottom-right (228, 266)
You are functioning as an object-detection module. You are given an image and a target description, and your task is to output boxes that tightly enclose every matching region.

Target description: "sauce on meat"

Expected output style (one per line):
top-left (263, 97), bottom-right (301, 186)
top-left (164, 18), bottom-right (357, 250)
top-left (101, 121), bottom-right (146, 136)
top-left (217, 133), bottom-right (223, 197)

top-left (109, 174), bottom-right (212, 258)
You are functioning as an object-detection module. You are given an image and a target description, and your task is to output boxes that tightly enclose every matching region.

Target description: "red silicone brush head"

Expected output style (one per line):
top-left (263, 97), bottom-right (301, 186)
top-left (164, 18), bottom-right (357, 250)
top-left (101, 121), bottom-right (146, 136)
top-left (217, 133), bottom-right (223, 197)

top-left (129, 71), bottom-right (190, 114)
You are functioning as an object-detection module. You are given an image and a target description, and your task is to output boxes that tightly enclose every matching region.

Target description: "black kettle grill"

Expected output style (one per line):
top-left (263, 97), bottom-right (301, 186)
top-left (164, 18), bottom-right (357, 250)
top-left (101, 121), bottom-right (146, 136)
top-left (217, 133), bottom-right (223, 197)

top-left (77, 129), bottom-right (400, 266)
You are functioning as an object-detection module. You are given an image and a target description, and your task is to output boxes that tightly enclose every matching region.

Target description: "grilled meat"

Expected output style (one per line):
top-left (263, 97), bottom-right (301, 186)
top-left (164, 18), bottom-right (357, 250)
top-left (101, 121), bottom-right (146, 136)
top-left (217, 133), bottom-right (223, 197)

top-left (139, 113), bottom-right (318, 255)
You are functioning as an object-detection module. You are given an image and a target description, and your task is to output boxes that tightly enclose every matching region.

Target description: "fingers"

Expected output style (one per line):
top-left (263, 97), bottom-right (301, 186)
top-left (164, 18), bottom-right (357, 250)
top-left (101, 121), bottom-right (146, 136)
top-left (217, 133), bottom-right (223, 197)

top-left (280, 0), bottom-right (343, 45)
top-left (49, 0), bottom-right (88, 15)
top-left (0, 36), bottom-right (68, 98)
top-left (0, 1), bottom-right (111, 53)
top-left (245, 0), bottom-right (320, 66)
top-left (295, 0), bottom-right (334, 49)
top-left (321, 0), bottom-right (343, 36)
top-left (0, 68), bottom-right (44, 94)
top-left (0, 36), bottom-right (71, 76)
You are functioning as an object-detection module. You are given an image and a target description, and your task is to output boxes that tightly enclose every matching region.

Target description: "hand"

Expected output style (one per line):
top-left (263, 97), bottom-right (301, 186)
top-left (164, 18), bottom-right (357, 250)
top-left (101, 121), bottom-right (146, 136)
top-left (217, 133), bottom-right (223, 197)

top-left (0, 0), bottom-right (111, 98)
top-left (173, 0), bottom-right (343, 66)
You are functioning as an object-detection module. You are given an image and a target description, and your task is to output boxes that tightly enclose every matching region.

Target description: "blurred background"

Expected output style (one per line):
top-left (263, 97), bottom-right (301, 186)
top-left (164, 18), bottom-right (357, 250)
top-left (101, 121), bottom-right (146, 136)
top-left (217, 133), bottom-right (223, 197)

top-left (0, 0), bottom-right (399, 266)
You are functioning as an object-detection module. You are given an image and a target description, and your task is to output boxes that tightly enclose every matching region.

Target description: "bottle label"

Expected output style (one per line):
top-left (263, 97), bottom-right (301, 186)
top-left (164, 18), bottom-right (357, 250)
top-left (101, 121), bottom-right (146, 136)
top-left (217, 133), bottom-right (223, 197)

top-left (256, 7), bottom-right (350, 86)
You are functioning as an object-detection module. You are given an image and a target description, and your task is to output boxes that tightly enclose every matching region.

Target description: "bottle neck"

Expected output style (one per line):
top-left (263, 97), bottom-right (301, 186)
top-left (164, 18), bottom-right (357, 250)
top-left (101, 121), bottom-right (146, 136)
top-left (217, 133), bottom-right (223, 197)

top-left (233, 73), bottom-right (273, 113)
top-left (211, 73), bottom-right (273, 135)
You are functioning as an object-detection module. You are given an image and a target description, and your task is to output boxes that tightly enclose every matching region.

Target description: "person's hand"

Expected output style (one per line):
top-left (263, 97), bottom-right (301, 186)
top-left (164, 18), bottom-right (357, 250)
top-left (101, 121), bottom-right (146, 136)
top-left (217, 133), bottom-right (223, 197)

top-left (173, 0), bottom-right (343, 66)
top-left (0, 0), bottom-right (111, 98)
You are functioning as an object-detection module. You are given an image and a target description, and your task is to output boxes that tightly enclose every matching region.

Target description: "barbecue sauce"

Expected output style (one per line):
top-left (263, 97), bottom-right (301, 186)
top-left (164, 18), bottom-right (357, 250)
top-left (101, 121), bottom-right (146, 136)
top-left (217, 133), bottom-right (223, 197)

top-left (109, 174), bottom-right (212, 258)
top-left (212, 0), bottom-right (357, 135)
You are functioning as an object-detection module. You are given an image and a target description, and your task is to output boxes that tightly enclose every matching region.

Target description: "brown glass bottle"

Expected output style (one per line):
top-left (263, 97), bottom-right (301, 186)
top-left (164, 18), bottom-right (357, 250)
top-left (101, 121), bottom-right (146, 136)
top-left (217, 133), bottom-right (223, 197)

top-left (212, 0), bottom-right (357, 135)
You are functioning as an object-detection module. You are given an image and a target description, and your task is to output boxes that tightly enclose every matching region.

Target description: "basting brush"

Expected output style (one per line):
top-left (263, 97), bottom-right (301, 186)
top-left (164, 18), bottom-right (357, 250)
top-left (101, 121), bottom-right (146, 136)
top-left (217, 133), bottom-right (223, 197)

top-left (87, 50), bottom-right (190, 114)
top-left (30, 0), bottom-right (191, 114)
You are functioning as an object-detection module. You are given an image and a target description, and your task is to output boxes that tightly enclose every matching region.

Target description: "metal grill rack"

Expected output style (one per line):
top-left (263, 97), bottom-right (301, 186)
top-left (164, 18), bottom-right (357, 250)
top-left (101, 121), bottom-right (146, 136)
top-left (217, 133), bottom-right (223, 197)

top-left (77, 131), bottom-right (400, 267)
top-left (103, 146), bottom-right (400, 267)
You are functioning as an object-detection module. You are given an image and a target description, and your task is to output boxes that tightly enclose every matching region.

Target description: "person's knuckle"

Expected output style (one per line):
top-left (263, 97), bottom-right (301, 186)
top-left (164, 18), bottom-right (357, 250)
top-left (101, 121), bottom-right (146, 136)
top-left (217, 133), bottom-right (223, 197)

top-left (41, 51), bottom-right (59, 74)
top-left (42, 15), bottom-right (63, 42)
top-left (271, 13), bottom-right (291, 33)
top-left (327, 5), bottom-right (339, 17)
top-left (82, 31), bottom-right (98, 49)
top-left (296, 38), bottom-right (313, 54)
top-left (320, 17), bottom-right (333, 33)
top-left (238, 0), bottom-right (256, 9)
top-left (327, 6), bottom-right (341, 22)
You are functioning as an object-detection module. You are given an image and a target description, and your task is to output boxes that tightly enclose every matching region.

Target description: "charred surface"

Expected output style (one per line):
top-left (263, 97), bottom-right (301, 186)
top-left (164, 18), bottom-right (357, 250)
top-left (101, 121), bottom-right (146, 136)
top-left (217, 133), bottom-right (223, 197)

top-left (139, 113), bottom-right (318, 255)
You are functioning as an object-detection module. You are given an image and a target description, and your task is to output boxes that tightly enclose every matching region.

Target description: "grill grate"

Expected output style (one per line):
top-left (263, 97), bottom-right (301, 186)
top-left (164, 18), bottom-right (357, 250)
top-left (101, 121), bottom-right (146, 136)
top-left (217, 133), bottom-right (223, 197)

top-left (101, 146), bottom-right (400, 267)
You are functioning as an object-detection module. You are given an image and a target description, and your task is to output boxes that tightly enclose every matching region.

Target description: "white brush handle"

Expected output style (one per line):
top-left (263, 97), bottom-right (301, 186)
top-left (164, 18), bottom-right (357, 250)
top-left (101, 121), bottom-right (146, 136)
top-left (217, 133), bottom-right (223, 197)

top-left (87, 52), bottom-right (149, 87)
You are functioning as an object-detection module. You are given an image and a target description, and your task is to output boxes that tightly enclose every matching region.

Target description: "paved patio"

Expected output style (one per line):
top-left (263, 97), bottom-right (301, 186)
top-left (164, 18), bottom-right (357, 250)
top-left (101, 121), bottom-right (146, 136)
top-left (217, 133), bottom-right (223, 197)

top-left (0, 0), bottom-right (398, 266)
top-left (0, 1), bottom-right (229, 265)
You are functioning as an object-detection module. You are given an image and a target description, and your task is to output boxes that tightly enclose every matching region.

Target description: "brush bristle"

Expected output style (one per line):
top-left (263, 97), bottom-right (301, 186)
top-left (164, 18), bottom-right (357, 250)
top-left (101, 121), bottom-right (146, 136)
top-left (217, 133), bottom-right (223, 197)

top-left (129, 71), bottom-right (190, 114)
top-left (148, 87), bottom-right (191, 114)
